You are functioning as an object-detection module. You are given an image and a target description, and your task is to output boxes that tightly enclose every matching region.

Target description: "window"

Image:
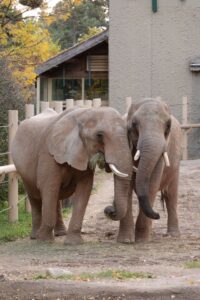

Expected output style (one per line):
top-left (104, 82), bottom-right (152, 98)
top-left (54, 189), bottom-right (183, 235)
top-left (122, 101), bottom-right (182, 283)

top-left (85, 79), bottom-right (108, 100)
top-left (52, 79), bottom-right (82, 100)
top-left (87, 55), bottom-right (108, 72)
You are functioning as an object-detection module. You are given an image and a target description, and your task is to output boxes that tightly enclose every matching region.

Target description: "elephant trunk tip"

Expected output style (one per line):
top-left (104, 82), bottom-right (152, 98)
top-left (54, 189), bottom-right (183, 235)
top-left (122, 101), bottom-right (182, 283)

top-left (104, 205), bottom-right (126, 221)
top-left (138, 195), bottom-right (160, 220)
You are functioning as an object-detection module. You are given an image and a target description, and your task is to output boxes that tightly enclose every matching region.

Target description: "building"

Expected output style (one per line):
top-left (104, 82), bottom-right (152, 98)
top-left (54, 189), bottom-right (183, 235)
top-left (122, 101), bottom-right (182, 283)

top-left (109, 0), bottom-right (200, 158)
top-left (35, 30), bottom-right (108, 112)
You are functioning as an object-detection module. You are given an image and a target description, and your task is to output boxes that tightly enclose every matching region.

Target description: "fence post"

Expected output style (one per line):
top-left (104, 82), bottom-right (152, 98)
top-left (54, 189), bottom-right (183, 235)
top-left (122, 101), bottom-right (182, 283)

top-left (182, 96), bottom-right (188, 160)
top-left (84, 100), bottom-right (92, 108)
top-left (25, 104), bottom-right (34, 213)
top-left (75, 100), bottom-right (84, 107)
top-left (66, 99), bottom-right (74, 109)
top-left (54, 101), bottom-right (63, 113)
top-left (25, 104), bottom-right (34, 119)
top-left (8, 110), bottom-right (18, 222)
top-left (93, 98), bottom-right (101, 107)
top-left (126, 97), bottom-right (132, 112)
top-left (41, 101), bottom-right (49, 112)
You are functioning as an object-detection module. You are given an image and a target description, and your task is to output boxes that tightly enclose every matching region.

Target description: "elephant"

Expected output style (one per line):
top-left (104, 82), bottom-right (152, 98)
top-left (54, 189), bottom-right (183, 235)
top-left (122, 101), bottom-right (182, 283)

top-left (114, 98), bottom-right (182, 243)
top-left (11, 106), bottom-right (133, 245)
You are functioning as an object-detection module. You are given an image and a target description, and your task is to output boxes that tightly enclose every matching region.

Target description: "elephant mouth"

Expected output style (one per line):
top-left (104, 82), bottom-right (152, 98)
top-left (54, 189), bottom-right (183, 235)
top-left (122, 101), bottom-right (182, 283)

top-left (89, 152), bottom-right (129, 178)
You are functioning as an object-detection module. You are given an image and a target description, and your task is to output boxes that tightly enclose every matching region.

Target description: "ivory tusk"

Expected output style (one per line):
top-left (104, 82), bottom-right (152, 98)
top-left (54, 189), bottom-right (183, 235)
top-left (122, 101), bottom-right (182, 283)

top-left (133, 166), bottom-right (138, 173)
top-left (109, 164), bottom-right (129, 178)
top-left (134, 150), bottom-right (140, 161)
top-left (163, 152), bottom-right (170, 167)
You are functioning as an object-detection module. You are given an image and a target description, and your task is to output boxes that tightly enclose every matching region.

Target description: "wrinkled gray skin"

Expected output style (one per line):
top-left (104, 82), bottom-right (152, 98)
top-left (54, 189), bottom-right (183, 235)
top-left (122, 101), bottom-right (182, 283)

top-left (11, 107), bottom-right (132, 245)
top-left (117, 98), bottom-right (182, 243)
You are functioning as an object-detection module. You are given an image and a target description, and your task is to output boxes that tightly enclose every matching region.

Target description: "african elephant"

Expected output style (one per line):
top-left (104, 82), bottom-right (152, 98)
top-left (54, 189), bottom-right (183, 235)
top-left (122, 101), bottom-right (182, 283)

top-left (116, 98), bottom-right (182, 243)
top-left (11, 107), bottom-right (132, 245)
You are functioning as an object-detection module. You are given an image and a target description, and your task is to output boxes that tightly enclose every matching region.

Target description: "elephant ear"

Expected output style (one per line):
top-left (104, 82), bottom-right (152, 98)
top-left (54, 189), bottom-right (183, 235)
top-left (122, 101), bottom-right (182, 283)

top-left (47, 114), bottom-right (89, 171)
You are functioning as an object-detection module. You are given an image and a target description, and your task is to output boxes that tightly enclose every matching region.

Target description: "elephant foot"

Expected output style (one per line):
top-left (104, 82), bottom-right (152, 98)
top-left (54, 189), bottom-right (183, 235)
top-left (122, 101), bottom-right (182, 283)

top-left (163, 229), bottom-right (180, 238)
top-left (135, 230), bottom-right (151, 243)
top-left (117, 231), bottom-right (134, 244)
top-left (36, 228), bottom-right (54, 241)
top-left (30, 231), bottom-right (36, 240)
top-left (64, 233), bottom-right (84, 245)
top-left (54, 226), bottom-right (67, 237)
top-left (30, 227), bottom-right (40, 240)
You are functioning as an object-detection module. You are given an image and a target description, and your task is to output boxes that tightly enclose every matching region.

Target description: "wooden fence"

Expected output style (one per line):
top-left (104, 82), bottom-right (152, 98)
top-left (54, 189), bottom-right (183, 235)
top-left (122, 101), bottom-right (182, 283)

top-left (0, 96), bottom-right (199, 222)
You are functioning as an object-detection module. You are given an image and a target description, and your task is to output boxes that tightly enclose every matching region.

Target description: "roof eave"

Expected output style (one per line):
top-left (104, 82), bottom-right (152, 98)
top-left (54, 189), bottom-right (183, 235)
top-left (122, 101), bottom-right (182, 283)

top-left (36, 30), bottom-right (109, 76)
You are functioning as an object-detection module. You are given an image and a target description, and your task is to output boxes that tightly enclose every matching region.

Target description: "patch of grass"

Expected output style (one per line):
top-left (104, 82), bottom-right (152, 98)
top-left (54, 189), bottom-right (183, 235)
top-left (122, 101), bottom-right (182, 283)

top-left (185, 260), bottom-right (200, 269)
top-left (62, 207), bottom-right (72, 218)
top-left (33, 270), bottom-right (154, 281)
top-left (0, 195), bottom-right (32, 243)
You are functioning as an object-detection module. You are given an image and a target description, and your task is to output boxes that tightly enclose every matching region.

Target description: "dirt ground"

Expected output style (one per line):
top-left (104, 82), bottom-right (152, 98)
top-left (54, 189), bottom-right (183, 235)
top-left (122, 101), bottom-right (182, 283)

top-left (0, 160), bottom-right (200, 299)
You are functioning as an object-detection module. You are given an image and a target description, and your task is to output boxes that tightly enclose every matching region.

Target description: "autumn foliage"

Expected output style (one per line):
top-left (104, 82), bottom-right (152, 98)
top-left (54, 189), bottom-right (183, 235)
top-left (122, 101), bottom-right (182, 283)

top-left (0, 0), bottom-right (60, 101)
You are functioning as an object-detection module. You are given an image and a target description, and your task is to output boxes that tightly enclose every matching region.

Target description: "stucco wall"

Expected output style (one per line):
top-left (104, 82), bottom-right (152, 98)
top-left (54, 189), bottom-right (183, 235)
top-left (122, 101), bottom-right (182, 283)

top-left (109, 0), bottom-right (200, 158)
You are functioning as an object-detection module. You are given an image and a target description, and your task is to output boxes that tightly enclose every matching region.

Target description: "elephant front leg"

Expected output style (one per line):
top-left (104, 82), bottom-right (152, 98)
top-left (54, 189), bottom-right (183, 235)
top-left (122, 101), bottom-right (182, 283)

top-left (135, 210), bottom-right (152, 242)
top-left (54, 200), bottom-right (67, 237)
top-left (164, 174), bottom-right (180, 237)
top-left (135, 189), bottom-right (157, 242)
top-left (117, 187), bottom-right (134, 244)
top-left (36, 186), bottom-right (60, 241)
top-left (64, 173), bottom-right (94, 245)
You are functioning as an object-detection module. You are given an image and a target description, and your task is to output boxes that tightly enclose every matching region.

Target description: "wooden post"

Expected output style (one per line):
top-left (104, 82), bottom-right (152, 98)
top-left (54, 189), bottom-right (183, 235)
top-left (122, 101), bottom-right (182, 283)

top-left (182, 96), bottom-right (188, 160)
top-left (54, 101), bottom-right (63, 113)
top-left (25, 104), bottom-right (34, 213)
top-left (66, 99), bottom-right (74, 109)
top-left (25, 104), bottom-right (34, 119)
top-left (36, 77), bottom-right (40, 115)
top-left (75, 100), bottom-right (84, 107)
top-left (41, 101), bottom-right (49, 112)
top-left (93, 98), bottom-right (101, 107)
top-left (84, 100), bottom-right (92, 108)
top-left (81, 78), bottom-right (85, 100)
top-left (47, 78), bottom-right (52, 102)
top-left (126, 97), bottom-right (132, 112)
top-left (8, 110), bottom-right (18, 222)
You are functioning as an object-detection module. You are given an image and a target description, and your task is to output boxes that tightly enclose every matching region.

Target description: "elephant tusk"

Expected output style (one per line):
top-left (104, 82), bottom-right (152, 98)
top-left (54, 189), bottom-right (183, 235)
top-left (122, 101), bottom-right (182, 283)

top-left (163, 152), bottom-right (170, 167)
top-left (109, 164), bottom-right (129, 178)
top-left (133, 166), bottom-right (138, 173)
top-left (134, 150), bottom-right (140, 161)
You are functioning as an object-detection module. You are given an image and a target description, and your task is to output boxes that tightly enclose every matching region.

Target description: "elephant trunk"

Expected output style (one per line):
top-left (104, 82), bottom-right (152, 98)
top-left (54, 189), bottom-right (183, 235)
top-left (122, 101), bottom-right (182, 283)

top-left (135, 136), bottom-right (165, 220)
top-left (104, 175), bottom-right (131, 220)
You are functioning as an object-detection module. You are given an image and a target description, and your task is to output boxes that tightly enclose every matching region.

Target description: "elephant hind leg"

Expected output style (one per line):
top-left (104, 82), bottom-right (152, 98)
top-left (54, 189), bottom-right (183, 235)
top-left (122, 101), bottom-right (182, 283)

top-left (54, 200), bottom-right (67, 237)
top-left (23, 183), bottom-right (42, 240)
top-left (64, 172), bottom-right (94, 245)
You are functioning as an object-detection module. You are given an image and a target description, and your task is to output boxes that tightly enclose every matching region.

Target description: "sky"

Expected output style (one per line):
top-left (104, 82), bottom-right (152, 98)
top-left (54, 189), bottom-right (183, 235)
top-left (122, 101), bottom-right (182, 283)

top-left (18, 0), bottom-right (61, 17)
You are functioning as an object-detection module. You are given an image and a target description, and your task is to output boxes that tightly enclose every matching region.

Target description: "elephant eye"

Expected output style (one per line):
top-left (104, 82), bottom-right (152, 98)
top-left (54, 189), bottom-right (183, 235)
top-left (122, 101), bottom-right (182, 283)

top-left (165, 119), bottom-right (171, 136)
top-left (131, 121), bottom-right (139, 135)
top-left (96, 131), bottom-right (104, 141)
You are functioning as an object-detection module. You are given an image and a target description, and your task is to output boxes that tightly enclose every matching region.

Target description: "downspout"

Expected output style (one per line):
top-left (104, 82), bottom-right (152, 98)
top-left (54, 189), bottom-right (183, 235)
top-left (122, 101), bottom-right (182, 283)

top-left (152, 0), bottom-right (158, 13)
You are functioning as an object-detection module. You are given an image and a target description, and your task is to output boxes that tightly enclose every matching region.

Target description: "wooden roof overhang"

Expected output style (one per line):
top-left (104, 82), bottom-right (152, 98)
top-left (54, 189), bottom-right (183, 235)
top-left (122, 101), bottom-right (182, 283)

top-left (36, 30), bottom-right (108, 76)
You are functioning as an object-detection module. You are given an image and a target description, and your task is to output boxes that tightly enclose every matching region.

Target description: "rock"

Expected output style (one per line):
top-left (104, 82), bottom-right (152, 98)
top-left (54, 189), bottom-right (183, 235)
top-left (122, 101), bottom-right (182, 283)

top-left (46, 268), bottom-right (72, 278)
top-left (0, 274), bottom-right (7, 282)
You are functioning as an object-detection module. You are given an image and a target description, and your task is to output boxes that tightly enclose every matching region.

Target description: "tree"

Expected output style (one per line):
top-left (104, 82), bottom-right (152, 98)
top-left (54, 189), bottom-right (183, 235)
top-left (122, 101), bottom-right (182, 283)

top-left (48, 0), bottom-right (109, 50)
top-left (0, 0), bottom-right (60, 101)
top-left (0, 57), bottom-right (24, 204)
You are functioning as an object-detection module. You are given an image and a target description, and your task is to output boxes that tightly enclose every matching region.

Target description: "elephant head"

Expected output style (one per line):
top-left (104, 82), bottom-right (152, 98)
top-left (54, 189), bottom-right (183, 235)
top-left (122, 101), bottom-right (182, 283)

top-left (127, 98), bottom-right (172, 220)
top-left (47, 107), bottom-right (133, 220)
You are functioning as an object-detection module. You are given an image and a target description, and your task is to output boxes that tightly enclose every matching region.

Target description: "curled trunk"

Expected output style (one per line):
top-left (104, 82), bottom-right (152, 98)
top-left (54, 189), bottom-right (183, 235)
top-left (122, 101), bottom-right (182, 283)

top-left (104, 175), bottom-right (131, 220)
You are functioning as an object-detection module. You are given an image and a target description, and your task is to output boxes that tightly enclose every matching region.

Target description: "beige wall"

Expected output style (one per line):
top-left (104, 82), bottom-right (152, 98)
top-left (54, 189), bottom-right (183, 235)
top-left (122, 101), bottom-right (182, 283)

top-left (109, 0), bottom-right (200, 158)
